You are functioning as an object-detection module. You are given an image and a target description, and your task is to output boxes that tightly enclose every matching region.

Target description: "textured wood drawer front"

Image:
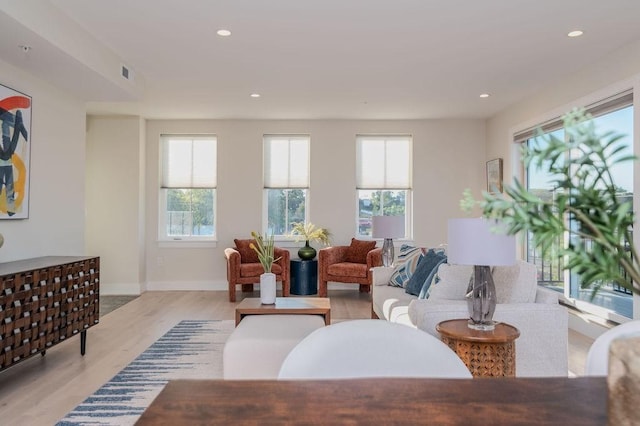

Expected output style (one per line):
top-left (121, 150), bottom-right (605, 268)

top-left (0, 256), bottom-right (100, 370)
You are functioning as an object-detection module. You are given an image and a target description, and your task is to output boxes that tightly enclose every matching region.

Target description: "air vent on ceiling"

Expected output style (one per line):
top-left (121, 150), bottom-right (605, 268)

top-left (121, 64), bottom-right (134, 82)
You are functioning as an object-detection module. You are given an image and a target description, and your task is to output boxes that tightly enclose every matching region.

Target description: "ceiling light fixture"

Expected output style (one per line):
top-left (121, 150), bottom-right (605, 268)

top-left (18, 45), bottom-right (31, 53)
top-left (567, 30), bottom-right (583, 38)
top-left (217, 29), bottom-right (231, 37)
top-left (479, 93), bottom-right (490, 98)
top-left (250, 93), bottom-right (261, 98)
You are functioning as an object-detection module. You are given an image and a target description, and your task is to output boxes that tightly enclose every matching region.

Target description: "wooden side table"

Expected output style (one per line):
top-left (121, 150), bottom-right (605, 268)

top-left (436, 319), bottom-right (520, 377)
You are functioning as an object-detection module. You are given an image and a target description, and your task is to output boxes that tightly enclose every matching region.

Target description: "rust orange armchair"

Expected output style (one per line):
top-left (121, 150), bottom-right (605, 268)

top-left (319, 238), bottom-right (382, 297)
top-left (225, 238), bottom-right (290, 302)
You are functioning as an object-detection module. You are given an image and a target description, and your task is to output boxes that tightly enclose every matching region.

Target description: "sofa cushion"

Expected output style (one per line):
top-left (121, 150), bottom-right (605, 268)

top-left (234, 239), bottom-right (260, 263)
top-left (344, 238), bottom-right (377, 264)
top-left (389, 245), bottom-right (427, 288)
top-left (427, 263), bottom-right (473, 300)
top-left (493, 260), bottom-right (538, 303)
top-left (240, 262), bottom-right (283, 277)
top-left (327, 262), bottom-right (368, 278)
top-left (405, 250), bottom-right (447, 296)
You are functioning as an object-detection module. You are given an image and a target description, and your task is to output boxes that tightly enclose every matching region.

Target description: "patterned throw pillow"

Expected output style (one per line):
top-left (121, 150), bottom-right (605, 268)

top-left (344, 238), bottom-right (377, 264)
top-left (388, 245), bottom-right (427, 288)
top-left (405, 250), bottom-right (447, 296)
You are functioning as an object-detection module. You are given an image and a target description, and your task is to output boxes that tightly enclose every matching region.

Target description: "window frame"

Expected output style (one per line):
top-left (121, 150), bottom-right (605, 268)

top-left (355, 134), bottom-right (412, 240)
top-left (158, 134), bottom-right (217, 244)
top-left (516, 90), bottom-right (636, 322)
top-left (262, 134), bottom-right (311, 240)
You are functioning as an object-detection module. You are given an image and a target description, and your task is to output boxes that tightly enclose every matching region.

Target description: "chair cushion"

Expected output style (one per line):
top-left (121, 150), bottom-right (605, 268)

top-left (234, 239), bottom-right (260, 263)
top-left (389, 245), bottom-right (427, 288)
top-left (240, 262), bottom-right (282, 278)
top-left (344, 238), bottom-right (376, 264)
top-left (405, 250), bottom-right (447, 296)
top-left (327, 262), bottom-right (367, 278)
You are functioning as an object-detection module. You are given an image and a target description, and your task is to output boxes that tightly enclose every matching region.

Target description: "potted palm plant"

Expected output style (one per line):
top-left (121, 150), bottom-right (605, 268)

top-left (289, 222), bottom-right (331, 260)
top-left (250, 231), bottom-right (281, 304)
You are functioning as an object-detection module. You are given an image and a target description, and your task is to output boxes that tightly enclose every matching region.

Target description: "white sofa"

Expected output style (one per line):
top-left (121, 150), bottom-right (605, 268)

top-left (371, 261), bottom-right (569, 377)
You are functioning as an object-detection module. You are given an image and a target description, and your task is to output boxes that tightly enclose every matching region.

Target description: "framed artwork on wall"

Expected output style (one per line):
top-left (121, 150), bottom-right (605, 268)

top-left (0, 83), bottom-right (31, 219)
top-left (486, 158), bottom-right (503, 194)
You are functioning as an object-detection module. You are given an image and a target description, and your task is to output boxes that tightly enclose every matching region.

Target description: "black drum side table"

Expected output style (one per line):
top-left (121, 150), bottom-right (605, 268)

top-left (290, 259), bottom-right (318, 295)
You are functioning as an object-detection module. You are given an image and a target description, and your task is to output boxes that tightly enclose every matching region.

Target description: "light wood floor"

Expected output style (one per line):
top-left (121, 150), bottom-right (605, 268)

top-left (0, 290), bottom-right (592, 426)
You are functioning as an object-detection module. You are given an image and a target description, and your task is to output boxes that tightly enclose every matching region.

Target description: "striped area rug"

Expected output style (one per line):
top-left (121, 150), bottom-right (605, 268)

top-left (57, 320), bottom-right (234, 426)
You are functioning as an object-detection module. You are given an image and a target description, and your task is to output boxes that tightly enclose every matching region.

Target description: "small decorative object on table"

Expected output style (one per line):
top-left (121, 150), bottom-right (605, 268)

top-left (447, 218), bottom-right (515, 331)
top-left (250, 231), bottom-right (281, 304)
top-left (290, 222), bottom-right (331, 261)
top-left (372, 215), bottom-right (405, 267)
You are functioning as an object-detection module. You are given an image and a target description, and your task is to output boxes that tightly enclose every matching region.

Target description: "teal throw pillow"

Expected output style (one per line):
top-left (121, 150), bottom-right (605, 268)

top-left (405, 249), bottom-right (447, 296)
top-left (418, 257), bottom-right (447, 299)
top-left (388, 245), bottom-right (427, 288)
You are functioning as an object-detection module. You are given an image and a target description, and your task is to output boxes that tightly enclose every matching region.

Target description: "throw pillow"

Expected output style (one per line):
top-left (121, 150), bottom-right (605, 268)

top-left (388, 244), bottom-right (427, 288)
top-left (405, 250), bottom-right (447, 296)
top-left (493, 260), bottom-right (538, 303)
top-left (418, 257), bottom-right (448, 299)
top-left (344, 238), bottom-right (377, 264)
top-left (427, 263), bottom-right (473, 300)
top-left (234, 238), bottom-right (260, 263)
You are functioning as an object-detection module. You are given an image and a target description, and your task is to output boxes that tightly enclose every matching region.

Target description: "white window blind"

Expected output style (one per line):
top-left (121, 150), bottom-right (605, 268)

top-left (264, 135), bottom-right (310, 188)
top-left (356, 135), bottom-right (412, 189)
top-left (161, 136), bottom-right (217, 188)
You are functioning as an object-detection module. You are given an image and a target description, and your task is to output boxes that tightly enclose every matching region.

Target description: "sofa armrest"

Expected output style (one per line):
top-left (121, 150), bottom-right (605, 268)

top-left (535, 286), bottom-right (560, 304)
top-left (372, 266), bottom-right (395, 286)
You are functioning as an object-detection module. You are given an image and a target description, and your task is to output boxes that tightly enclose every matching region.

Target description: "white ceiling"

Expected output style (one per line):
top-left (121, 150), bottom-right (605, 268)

top-left (5, 0), bottom-right (640, 120)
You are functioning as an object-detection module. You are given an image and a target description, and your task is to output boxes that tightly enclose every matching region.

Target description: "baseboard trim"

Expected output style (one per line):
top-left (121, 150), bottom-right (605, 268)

top-left (114, 281), bottom-right (367, 293)
top-left (100, 282), bottom-right (142, 296)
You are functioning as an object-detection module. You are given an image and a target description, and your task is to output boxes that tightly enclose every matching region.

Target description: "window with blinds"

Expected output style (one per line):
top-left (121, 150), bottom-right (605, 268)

top-left (263, 135), bottom-right (310, 236)
top-left (159, 135), bottom-right (217, 240)
top-left (356, 135), bottom-right (412, 238)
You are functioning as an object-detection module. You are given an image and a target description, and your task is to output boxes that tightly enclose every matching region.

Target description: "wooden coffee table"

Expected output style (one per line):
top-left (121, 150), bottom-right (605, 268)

top-left (235, 297), bottom-right (331, 326)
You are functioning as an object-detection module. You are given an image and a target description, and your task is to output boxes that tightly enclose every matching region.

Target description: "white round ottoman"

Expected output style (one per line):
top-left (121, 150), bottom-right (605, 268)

top-left (223, 314), bottom-right (325, 380)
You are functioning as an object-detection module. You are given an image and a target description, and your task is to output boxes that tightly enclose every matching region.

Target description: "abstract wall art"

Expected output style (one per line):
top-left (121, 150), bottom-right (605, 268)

top-left (0, 83), bottom-right (31, 219)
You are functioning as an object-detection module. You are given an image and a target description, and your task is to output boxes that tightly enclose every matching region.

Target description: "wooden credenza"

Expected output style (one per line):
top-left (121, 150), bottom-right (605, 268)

top-left (0, 256), bottom-right (100, 371)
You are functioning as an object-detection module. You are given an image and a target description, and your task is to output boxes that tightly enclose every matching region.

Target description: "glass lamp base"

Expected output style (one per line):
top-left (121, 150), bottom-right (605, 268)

top-left (467, 320), bottom-right (496, 331)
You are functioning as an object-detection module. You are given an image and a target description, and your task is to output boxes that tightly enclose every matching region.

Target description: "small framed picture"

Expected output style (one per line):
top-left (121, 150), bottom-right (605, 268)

top-left (486, 158), bottom-right (503, 194)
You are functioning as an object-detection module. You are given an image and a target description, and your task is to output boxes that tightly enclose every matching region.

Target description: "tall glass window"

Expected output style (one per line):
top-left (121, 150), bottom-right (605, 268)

top-left (520, 92), bottom-right (634, 319)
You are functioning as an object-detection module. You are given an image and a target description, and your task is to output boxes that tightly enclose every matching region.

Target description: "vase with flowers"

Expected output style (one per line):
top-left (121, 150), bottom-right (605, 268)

top-left (289, 222), bottom-right (331, 260)
top-left (250, 231), bottom-right (281, 304)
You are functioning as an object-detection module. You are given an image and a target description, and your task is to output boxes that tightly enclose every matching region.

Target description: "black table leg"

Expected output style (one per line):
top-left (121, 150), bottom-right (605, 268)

top-left (81, 330), bottom-right (87, 356)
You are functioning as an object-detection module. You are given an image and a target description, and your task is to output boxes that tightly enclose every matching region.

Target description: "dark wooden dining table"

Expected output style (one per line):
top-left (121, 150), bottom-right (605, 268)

top-left (135, 377), bottom-right (607, 425)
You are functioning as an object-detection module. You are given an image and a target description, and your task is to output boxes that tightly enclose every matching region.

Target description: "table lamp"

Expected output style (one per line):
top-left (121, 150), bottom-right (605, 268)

top-left (447, 218), bottom-right (516, 330)
top-left (372, 215), bottom-right (405, 267)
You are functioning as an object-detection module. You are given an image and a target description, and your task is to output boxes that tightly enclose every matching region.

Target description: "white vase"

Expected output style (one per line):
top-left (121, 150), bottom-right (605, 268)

top-left (260, 272), bottom-right (276, 305)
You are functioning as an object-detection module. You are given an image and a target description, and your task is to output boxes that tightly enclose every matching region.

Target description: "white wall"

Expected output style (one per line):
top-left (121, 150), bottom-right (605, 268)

top-left (0, 58), bottom-right (86, 262)
top-left (85, 116), bottom-right (145, 295)
top-left (143, 119), bottom-right (485, 291)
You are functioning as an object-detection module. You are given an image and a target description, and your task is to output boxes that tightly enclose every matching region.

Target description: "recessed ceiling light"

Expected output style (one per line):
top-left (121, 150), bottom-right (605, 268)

top-left (250, 93), bottom-right (261, 98)
top-left (217, 29), bottom-right (231, 37)
top-left (479, 93), bottom-right (490, 98)
top-left (18, 45), bottom-right (31, 53)
top-left (567, 30), bottom-right (583, 38)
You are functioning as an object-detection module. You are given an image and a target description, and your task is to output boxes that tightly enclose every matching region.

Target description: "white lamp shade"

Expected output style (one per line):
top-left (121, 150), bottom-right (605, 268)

top-left (372, 216), bottom-right (405, 239)
top-left (447, 218), bottom-right (516, 266)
